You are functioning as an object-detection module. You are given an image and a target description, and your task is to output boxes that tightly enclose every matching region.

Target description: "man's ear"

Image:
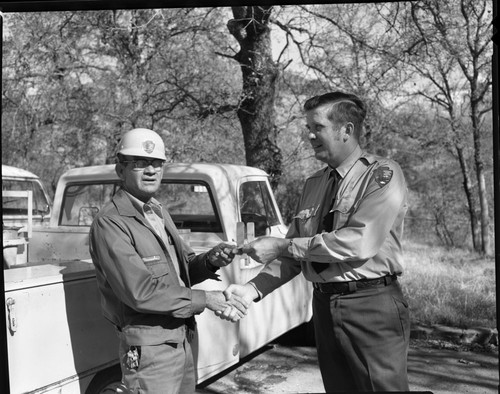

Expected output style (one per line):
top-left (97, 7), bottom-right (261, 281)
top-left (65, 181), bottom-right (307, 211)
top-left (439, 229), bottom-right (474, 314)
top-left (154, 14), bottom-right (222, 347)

top-left (343, 122), bottom-right (354, 142)
top-left (345, 122), bottom-right (354, 136)
top-left (115, 163), bottom-right (125, 180)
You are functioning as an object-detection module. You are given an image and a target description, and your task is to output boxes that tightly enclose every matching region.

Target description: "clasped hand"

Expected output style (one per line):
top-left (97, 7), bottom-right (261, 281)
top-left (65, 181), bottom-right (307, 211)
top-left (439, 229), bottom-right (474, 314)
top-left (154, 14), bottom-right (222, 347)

top-left (205, 290), bottom-right (248, 323)
top-left (212, 283), bottom-right (259, 322)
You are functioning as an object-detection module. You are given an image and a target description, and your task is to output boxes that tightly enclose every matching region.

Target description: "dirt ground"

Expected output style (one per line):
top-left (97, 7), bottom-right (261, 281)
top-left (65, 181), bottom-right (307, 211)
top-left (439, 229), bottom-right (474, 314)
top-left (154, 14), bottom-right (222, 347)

top-left (196, 339), bottom-right (498, 393)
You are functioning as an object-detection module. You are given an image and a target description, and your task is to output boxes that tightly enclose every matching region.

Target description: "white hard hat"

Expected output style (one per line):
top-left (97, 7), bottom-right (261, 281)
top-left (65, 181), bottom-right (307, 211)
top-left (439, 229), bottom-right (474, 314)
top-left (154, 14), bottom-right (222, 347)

top-left (117, 128), bottom-right (167, 161)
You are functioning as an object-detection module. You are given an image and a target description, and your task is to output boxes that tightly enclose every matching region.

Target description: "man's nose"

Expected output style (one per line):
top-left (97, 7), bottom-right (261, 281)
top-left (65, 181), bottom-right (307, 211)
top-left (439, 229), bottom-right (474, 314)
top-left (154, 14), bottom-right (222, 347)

top-left (308, 132), bottom-right (316, 140)
top-left (144, 164), bottom-right (156, 173)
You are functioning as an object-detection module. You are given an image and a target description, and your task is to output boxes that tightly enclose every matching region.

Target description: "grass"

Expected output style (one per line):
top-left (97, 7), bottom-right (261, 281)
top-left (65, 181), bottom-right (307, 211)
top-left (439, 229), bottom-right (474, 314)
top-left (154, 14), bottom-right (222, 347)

top-left (400, 241), bottom-right (496, 329)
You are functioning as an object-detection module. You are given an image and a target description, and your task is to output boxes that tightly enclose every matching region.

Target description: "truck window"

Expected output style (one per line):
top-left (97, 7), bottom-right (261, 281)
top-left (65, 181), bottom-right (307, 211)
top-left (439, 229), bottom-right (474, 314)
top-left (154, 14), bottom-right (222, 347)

top-left (60, 181), bottom-right (223, 233)
top-left (60, 183), bottom-right (117, 226)
top-left (156, 182), bottom-right (223, 233)
top-left (2, 179), bottom-right (50, 216)
top-left (239, 181), bottom-right (280, 236)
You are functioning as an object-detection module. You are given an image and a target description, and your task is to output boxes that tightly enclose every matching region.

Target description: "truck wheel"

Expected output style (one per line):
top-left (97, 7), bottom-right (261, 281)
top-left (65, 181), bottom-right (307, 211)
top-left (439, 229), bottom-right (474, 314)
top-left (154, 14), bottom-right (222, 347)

top-left (85, 364), bottom-right (122, 394)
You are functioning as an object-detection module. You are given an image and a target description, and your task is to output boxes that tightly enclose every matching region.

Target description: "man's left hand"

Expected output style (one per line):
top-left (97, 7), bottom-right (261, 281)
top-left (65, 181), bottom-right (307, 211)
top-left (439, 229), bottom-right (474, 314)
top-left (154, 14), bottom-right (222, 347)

top-left (240, 236), bottom-right (289, 265)
top-left (207, 242), bottom-right (238, 267)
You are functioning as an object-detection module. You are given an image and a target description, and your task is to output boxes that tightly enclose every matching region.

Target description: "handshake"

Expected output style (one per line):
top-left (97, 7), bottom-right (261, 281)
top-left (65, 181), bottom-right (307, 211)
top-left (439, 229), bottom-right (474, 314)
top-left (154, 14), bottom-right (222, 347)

top-left (205, 283), bottom-right (258, 323)
top-left (204, 236), bottom-right (289, 322)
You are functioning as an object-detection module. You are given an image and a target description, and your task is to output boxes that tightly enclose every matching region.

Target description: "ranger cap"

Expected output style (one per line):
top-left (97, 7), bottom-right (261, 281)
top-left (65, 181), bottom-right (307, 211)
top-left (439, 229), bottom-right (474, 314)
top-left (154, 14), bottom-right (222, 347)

top-left (117, 128), bottom-right (167, 161)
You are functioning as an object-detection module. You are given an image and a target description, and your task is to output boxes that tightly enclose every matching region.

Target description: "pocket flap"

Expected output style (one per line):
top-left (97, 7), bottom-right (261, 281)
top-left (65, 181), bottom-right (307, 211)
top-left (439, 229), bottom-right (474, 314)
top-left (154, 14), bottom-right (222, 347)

top-left (144, 260), bottom-right (170, 279)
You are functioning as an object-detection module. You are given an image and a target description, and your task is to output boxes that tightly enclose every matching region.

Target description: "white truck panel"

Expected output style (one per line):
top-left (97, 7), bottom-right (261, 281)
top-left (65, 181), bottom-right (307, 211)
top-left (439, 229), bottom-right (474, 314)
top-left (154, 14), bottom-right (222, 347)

top-left (5, 262), bottom-right (117, 393)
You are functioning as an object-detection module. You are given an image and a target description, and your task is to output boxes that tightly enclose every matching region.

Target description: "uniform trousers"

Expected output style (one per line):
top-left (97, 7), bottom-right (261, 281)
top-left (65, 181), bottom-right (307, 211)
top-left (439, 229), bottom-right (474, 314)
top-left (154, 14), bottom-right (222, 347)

top-left (117, 336), bottom-right (195, 394)
top-left (313, 280), bottom-right (410, 392)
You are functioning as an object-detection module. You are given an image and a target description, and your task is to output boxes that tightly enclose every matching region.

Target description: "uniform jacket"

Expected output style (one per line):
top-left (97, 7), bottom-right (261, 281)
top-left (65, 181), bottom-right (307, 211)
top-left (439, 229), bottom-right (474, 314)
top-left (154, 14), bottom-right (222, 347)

top-left (251, 146), bottom-right (408, 297)
top-left (89, 189), bottom-right (219, 346)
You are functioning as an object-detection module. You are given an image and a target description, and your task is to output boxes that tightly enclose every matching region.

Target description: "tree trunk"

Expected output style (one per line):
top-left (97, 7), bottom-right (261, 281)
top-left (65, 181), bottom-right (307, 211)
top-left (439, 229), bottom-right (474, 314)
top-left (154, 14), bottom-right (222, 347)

top-left (455, 144), bottom-right (481, 251)
top-left (227, 6), bottom-right (282, 189)
top-left (471, 99), bottom-right (492, 255)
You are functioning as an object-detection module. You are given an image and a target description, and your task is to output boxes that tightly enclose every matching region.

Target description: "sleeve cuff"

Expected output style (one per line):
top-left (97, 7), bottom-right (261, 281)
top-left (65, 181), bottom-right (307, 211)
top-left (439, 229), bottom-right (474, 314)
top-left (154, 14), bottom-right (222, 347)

top-left (191, 289), bottom-right (207, 314)
top-left (202, 252), bottom-right (215, 270)
top-left (288, 237), bottom-right (310, 260)
top-left (248, 278), bottom-right (272, 302)
top-left (202, 252), bottom-right (221, 281)
top-left (248, 281), bottom-right (263, 302)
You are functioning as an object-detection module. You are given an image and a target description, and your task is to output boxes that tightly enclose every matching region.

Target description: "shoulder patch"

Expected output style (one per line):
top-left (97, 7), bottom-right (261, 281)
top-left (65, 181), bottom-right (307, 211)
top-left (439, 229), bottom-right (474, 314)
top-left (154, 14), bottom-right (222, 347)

top-left (374, 166), bottom-right (393, 187)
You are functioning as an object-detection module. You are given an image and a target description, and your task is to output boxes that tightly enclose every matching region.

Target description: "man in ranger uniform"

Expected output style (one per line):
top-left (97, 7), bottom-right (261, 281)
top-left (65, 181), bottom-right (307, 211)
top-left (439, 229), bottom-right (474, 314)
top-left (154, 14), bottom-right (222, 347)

top-left (224, 92), bottom-right (410, 392)
top-left (89, 128), bottom-right (247, 394)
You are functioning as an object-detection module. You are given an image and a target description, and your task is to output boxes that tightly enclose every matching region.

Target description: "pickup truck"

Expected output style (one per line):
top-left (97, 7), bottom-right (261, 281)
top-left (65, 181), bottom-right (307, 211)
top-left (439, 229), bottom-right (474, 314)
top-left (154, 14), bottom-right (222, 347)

top-left (3, 162), bottom-right (313, 393)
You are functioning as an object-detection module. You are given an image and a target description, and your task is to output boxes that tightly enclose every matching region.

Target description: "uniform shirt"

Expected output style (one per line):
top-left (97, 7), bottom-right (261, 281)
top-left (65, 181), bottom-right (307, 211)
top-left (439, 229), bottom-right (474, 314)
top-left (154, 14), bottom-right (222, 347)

top-left (250, 146), bottom-right (408, 296)
top-left (127, 192), bottom-right (185, 286)
top-left (89, 189), bottom-right (219, 345)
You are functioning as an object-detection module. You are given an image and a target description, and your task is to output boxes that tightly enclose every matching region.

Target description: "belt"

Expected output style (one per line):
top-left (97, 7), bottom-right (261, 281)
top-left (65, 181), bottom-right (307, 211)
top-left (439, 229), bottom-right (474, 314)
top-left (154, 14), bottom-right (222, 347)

top-left (313, 274), bottom-right (397, 294)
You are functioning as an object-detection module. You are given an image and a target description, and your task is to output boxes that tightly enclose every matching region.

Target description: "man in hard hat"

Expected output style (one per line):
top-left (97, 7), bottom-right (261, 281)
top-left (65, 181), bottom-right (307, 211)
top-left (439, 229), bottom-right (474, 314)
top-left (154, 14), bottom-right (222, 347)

top-left (89, 128), bottom-right (248, 393)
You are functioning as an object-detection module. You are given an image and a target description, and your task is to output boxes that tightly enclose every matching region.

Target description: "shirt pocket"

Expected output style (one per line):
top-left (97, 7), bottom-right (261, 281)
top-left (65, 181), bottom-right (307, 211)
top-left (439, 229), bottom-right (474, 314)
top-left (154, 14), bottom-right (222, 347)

top-left (293, 205), bottom-right (321, 235)
top-left (144, 260), bottom-right (170, 279)
top-left (332, 194), bottom-right (356, 228)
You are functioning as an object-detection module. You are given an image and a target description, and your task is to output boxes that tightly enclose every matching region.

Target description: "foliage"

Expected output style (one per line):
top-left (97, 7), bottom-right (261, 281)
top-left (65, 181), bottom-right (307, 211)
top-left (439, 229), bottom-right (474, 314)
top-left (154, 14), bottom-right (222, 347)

top-left (270, 1), bottom-right (493, 249)
top-left (397, 0), bottom-right (494, 254)
top-left (2, 9), bottom-right (244, 194)
top-left (1, 2), bottom-right (494, 251)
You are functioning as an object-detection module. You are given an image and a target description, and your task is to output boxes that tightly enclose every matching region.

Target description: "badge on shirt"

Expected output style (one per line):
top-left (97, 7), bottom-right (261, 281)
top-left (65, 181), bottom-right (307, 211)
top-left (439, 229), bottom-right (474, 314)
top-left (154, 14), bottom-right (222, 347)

top-left (374, 166), bottom-right (393, 187)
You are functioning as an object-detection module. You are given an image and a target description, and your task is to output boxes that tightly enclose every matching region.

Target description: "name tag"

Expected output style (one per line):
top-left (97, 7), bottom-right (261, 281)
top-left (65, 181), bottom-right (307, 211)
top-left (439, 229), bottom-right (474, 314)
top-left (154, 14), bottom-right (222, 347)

top-left (142, 255), bottom-right (161, 263)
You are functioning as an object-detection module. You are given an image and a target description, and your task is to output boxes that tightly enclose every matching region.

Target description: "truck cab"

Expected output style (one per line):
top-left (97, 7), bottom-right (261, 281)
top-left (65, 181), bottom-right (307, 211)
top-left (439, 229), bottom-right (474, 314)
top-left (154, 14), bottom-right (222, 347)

top-left (4, 163), bottom-right (312, 393)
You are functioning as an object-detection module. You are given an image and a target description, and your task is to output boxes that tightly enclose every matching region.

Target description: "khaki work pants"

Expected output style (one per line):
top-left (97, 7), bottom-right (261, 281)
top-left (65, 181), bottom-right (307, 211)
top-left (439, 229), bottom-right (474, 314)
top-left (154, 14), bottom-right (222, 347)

top-left (313, 280), bottom-right (410, 392)
top-left (117, 337), bottom-right (195, 394)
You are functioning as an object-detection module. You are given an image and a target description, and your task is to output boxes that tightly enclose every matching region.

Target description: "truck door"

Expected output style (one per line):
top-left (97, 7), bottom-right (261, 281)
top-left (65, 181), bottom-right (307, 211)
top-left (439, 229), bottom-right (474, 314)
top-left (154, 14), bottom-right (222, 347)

top-left (236, 179), bottom-right (313, 357)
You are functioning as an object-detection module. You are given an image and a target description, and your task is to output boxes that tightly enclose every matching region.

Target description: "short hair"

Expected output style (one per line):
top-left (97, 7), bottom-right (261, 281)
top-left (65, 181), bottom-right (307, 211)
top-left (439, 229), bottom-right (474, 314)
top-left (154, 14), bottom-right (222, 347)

top-left (304, 92), bottom-right (367, 139)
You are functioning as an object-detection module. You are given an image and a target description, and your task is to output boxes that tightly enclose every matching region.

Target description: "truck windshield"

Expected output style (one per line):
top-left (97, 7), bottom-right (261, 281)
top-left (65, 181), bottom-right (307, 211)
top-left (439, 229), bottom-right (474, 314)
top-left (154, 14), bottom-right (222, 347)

top-left (239, 180), bottom-right (280, 236)
top-left (60, 181), bottom-right (222, 233)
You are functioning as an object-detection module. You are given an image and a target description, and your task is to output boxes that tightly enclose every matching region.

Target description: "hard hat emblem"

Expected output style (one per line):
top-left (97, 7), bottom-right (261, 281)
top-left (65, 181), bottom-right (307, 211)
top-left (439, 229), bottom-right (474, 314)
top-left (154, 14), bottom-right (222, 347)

top-left (142, 140), bottom-right (155, 154)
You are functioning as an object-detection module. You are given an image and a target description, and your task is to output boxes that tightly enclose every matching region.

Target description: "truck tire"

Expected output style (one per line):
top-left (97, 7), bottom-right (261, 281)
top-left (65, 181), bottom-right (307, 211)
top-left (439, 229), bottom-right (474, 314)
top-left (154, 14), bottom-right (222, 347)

top-left (85, 364), bottom-right (122, 394)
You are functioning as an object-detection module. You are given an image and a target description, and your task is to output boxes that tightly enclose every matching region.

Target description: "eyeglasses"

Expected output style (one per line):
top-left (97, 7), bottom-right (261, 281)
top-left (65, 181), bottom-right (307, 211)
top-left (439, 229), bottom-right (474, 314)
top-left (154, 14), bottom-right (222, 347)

top-left (121, 159), bottom-right (165, 171)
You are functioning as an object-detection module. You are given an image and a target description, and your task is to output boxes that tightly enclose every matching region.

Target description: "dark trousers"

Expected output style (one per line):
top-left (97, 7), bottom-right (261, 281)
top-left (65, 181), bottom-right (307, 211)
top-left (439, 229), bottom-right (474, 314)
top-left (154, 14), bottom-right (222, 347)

top-left (313, 280), bottom-right (410, 392)
top-left (118, 337), bottom-right (195, 393)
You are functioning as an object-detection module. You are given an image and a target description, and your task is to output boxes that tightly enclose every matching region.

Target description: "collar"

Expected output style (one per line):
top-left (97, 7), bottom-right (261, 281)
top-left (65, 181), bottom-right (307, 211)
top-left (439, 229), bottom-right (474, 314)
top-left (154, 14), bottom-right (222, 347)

top-left (125, 191), bottom-right (163, 216)
top-left (332, 145), bottom-right (363, 179)
top-left (124, 191), bottom-right (146, 212)
top-left (114, 189), bottom-right (163, 217)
